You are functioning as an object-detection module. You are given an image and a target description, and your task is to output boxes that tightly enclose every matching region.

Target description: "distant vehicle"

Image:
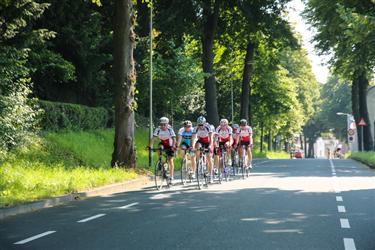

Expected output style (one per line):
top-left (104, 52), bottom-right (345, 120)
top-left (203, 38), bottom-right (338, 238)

top-left (294, 150), bottom-right (304, 158)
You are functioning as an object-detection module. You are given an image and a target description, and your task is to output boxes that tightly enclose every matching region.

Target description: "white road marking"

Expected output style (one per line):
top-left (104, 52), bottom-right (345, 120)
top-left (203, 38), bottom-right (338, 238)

top-left (77, 213), bottom-right (106, 223)
top-left (343, 238), bottom-right (356, 250)
top-left (336, 196), bottom-right (343, 202)
top-left (338, 206), bottom-right (346, 213)
top-left (14, 231), bottom-right (56, 245)
top-left (116, 202), bottom-right (139, 209)
top-left (340, 218), bottom-right (351, 228)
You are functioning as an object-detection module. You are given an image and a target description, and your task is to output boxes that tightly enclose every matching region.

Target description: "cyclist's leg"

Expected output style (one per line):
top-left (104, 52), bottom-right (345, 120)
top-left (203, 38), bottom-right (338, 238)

top-left (247, 144), bottom-right (252, 167)
top-left (225, 141), bottom-right (231, 164)
top-left (166, 147), bottom-right (175, 180)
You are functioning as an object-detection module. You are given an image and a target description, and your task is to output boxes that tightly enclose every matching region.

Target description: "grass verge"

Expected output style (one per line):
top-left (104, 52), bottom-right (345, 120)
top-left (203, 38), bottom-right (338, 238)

top-left (0, 129), bottom-right (142, 208)
top-left (349, 151), bottom-right (375, 168)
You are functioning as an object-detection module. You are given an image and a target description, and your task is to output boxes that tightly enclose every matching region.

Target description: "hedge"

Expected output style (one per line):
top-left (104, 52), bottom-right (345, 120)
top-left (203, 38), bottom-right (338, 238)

top-left (38, 100), bottom-right (108, 131)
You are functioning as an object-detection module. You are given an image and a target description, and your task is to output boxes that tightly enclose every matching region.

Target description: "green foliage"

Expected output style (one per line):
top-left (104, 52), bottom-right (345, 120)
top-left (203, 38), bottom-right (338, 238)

top-left (350, 152), bottom-right (375, 168)
top-left (304, 0), bottom-right (375, 77)
top-left (38, 100), bottom-right (108, 131)
top-left (136, 36), bottom-right (205, 120)
top-left (0, 47), bottom-right (40, 151)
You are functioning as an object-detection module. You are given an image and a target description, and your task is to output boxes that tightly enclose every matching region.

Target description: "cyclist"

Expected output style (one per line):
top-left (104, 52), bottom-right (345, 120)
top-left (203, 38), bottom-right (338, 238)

top-left (149, 117), bottom-right (176, 184)
top-left (232, 124), bottom-right (240, 150)
top-left (231, 124), bottom-right (240, 166)
top-left (177, 120), bottom-right (196, 175)
top-left (214, 119), bottom-right (233, 173)
top-left (238, 119), bottom-right (253, 168)
top-left (192, 116), bottom-right (213, 181)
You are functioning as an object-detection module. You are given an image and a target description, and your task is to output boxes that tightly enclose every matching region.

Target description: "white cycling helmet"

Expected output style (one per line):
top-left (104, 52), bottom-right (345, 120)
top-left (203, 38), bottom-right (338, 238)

top-left (159, 117), bottom-right (169, 124)
top-left (240, 119), bottom-right (247, 126)
top-left (220, 118), bottom-right (229, 126)
top-left (197, 116), bottom-right (206, 125)
top-left (233, 124), bottom-right (239, 129)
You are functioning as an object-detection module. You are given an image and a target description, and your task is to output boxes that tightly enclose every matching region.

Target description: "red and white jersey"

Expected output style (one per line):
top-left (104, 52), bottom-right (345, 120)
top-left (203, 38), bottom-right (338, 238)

top-left (215, 126), bottom-right (232, 143)
top-left (238, 125), bottom-right (252, 142)
top-left (193, 123), bottom-right (212, 144)
top-left (153, 125), bottom-right (176, 147)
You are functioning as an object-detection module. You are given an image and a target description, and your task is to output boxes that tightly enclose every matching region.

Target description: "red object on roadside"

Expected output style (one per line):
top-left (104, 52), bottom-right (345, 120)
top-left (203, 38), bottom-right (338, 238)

top-left (294, 150), bottom-right (304, 158)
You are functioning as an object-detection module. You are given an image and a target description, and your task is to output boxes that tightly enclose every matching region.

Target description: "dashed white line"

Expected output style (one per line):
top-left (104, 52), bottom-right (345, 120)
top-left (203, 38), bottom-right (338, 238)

top-left (340, 218), bottom-right (351, 228)
top-left (116, 202), bottom-right (139, 209)
top-left (336, 196), bottom-right (343, 202)
top-left (14, 231), bottom-right (56, 245)
top-left (343, 238), bottom-right (356, 250)
top-left (77, 213), bottom-right (106, 223)
top-left (338, 206), bottom-right (346, 213)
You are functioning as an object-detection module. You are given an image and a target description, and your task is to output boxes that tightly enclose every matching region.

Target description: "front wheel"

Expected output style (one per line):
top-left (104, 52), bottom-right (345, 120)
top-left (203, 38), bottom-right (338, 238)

top-left (155, 161), bottom-right (168, 190)
top-left (180, 158), bottom-right (188, 185)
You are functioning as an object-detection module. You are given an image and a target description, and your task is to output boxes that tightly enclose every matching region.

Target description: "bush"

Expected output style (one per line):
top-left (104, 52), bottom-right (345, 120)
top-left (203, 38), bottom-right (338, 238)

top-left (38, 100), bottom-right (108, 131)
top-left (0, 47), bottom-right (40, 151)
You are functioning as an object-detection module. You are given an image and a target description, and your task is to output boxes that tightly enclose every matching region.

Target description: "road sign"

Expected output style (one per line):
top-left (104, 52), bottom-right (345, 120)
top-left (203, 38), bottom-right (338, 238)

top-left (348, 129), bottom-right (355, 136)
top-left (358, 118), bottom-right (367, 126)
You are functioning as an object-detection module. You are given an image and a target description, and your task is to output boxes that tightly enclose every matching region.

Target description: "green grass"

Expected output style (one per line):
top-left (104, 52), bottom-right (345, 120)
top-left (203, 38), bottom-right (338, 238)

top-left (0, 129), bottom-right (148, 208)
top-left (349, 151), bottom-right (375, 168)
top-left (265, 151), bottom-right (291, 159)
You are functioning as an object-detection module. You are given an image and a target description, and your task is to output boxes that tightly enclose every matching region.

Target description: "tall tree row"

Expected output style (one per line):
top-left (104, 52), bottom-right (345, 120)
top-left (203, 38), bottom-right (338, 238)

top-left (305, 0), bottom-right (375, 151)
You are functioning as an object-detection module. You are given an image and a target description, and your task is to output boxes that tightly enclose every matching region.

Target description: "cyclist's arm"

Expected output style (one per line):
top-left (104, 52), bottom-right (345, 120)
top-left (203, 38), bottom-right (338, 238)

top-left (149, 136), bottom-right (155, 148)
top-left (177, 135), bottom-right (182, 148)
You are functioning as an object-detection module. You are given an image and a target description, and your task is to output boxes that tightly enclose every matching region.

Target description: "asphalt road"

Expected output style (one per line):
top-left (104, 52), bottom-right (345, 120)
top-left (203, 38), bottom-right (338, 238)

top-left (0, 159), bottom-right (374, 250)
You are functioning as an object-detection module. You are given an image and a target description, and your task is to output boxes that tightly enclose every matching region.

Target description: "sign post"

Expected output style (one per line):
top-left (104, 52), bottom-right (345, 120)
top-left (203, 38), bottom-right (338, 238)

top-left (358, 118), bottom-right (367, 151)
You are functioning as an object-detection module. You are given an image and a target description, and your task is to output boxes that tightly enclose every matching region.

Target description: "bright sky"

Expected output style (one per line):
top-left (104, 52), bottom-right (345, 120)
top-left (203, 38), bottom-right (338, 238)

top-left (287, 0), bottom-right (330, 84)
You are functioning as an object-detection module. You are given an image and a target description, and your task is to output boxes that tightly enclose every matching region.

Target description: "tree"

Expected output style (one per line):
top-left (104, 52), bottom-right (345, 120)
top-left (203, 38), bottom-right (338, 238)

top-left (304, 0), bottom-right (375, 150)
top-left (111, 0), bottom-right (136, 168)
top-left (201, 0), bottom-right (221, 125)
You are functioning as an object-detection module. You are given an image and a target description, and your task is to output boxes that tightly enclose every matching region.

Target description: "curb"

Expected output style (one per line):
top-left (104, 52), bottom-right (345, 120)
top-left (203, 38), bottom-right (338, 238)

top-left (0, 175), bottom-right (153, 220)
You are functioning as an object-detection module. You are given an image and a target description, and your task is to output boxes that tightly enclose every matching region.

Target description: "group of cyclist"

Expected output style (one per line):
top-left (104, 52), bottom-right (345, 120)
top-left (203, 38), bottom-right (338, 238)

top-left (149, 116), bottom-right (253, 184)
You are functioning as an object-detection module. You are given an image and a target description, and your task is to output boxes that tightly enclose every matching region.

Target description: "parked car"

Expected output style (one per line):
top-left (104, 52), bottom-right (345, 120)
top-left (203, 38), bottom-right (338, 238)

top-left (294, 150), bottom-right (304, 158)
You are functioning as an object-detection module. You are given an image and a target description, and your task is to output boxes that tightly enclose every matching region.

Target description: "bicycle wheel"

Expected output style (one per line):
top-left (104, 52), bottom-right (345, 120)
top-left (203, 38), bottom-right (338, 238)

top-left (240, 150), bottom-right (245, 179)
top-left (232, 150), bottom-right (239, 176)
top-left (221, 152), bottom-right (229, 182)
top-left (243, 147), bottom-right (249, 178)
top-left (180, 157), bottom-right (188, 185)
top-left (154, 160), bottom-right (165, 190)
top-left (196, 158), bottom-right (204, 189)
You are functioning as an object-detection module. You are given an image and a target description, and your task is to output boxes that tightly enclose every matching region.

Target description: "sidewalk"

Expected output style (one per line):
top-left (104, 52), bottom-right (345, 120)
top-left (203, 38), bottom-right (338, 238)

top-left (0, 175), bottom-right (153, 220)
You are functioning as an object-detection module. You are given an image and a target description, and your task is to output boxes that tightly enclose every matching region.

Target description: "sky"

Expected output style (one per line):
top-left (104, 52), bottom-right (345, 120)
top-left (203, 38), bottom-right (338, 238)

top-left (287, 0), bottom-right (330, 84)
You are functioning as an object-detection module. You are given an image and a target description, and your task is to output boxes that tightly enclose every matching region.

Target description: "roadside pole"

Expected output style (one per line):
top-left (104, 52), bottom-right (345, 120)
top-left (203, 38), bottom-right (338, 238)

top-left (358, 117), bottom-right (367, 151)
top-left (149, 0), bottom-right (153, 168)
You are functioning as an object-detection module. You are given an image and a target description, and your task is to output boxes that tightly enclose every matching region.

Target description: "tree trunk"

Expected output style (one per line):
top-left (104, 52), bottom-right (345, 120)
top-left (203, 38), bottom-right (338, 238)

top-left (202, 0), bottom-right (220, 125)
top-left (240, 42), bottom-right (255, 123)
top-left (358, 72), bottom-right (374, 151)
top-left (111, 0), bottom-right (136, 168)
top-left (352, 71), bottom-right (360, 150)
top-left (308, 139), bottom-right (314, 158)
top-left (260, 122), bottom-right (264, 152)
top-left (267, 129), bottom-right (272, 151)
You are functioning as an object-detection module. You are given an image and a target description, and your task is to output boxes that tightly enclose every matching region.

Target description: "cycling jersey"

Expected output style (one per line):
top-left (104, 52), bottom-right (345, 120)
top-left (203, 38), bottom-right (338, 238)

top-left (178, 127), bottom-right (193, 147)
top-left (193, 123), bottom-right (212, 144)
top-left (238, 125), bottom-right (252, 142)
top-left (215, 126), bottom-right (232, 143)
top-left (153, 125), bottom-right (176, 147)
